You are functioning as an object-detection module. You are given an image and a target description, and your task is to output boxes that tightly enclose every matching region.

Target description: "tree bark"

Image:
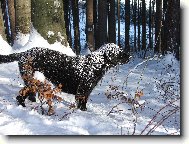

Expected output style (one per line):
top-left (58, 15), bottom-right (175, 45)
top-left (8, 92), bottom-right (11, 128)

top-left (0, 0), bottom-right (6, 40)
top-left (63, 0), bottom-right (72, 47)
top-left (108, 0), bottom-right (116, 44)
top-left (154, 0), bottom-right (162, 53)
top-left (7, 0), bottom-right (16, 43)
top-left (15, 0), bottom-right (31, 34)
top-left (137, 0), bottom-right (141, 51)
top-left (133, 0), bottom-right (137, 51)
top-left (86, 0), bottom-right (95, 51)
top-left (96, 0), bottom-right (108, 48)
top-left (71, 0), bottom-right (81, 54)
top-left (93, 0), bottom-right (97, 49)
top-left (1, 0), bottom-right (11, 43)
top-left (149, 0), bottom-right (152, 49)
top-left (32, 0), bottom-right (67, 46)
top-left (117, 0), bottom-right (121, 47)
top-left (175, 0), bottom-right (180, 60)
top-left (125, 0), bottom-right (130, 52)
top-left (151, 0), bottom-right (155, 50)
top-left (141, 0), bottom-right (146, 51)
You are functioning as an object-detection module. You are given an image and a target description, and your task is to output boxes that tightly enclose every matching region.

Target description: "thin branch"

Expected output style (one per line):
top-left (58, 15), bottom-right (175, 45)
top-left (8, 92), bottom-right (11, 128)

top-left (59, 109), bottom-right (75, 121)
top-left (140, 98), bottom-right (180, 135)
top-left (146, 107), bottom-right (179, 135)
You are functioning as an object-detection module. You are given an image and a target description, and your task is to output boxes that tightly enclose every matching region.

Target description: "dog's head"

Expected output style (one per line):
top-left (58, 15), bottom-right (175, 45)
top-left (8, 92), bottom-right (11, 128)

top-left (99, 43), bottom-right (131, 66)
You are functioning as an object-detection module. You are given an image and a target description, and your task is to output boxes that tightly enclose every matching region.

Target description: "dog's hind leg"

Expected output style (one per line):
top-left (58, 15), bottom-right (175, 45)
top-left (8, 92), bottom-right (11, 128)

top-left (17, 62), bottom-right (36, 104)
top-left (16, 90), bottom-right (36, 107)
top-left (16, 86), bottom-right (29, 107)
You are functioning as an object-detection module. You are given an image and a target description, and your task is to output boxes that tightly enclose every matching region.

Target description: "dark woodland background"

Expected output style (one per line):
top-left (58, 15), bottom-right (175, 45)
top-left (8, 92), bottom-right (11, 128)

top-left (0, 0), bottom-right (180, 60)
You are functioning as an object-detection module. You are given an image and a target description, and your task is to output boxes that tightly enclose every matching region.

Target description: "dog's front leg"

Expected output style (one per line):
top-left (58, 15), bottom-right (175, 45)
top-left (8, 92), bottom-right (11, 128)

top-left (75, 82), bottom-right (89, 111)
top-left (75, 95), bottom-right (88, 111)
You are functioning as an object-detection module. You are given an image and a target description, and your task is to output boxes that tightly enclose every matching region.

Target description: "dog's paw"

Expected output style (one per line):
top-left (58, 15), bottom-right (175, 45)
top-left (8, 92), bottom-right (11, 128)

top-left (80, 107), bottom-right (87, 111)
top-left (28, 93), bottom-right (36, 102)
top-left (16, 96), bottom-right (26, 107)
top-left (77, 104), bottom-right (87, 111)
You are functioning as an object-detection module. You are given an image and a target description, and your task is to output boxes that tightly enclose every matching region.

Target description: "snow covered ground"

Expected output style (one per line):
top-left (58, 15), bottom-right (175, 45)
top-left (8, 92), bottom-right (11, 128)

top-left (0, 29), bottom-right (180, 135)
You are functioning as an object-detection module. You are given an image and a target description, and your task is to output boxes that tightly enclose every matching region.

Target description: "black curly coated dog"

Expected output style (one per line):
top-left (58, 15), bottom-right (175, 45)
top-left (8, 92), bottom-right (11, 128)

top-left (0, 43), bottom-right (130, 111)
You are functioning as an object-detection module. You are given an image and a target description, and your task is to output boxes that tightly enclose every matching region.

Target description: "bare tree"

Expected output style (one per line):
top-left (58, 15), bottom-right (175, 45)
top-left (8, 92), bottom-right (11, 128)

top-left (117, 0), bottom-right (121, 47)
top-left (141, 0), bottom-right (146, 51)
top-left (132, 0), bottom-right (137, 51)
top-left (175, 0), bottom-right (180, 60)
top-left (163, 0), bottom-right (180, 59)
top-left (1, 0), bottom-right (11, 43)
top-left (154, 0), bottom-right (162, 53)
top-left (63, 0), bottom-right (72, 47)
top-left (137, 0), bottom-right (141, 51)
top-left (125, 0), bottom-right (130, 52)
top-left (93, 0), bottom-right (97, 49)
top-left (7, 0), bottom-right (16, 44)
top-left (148, 0), bottom-right (152, 49)
top-left (96, 0), bottom-right (108, 48)
top-left (151, 0), bottom-right (155, 50)
top-left (0, 0), bottom-right (6, 40)
top-left (86, 0), bottom-right (95, 51)
top-left (108, 0), bottom-right (116, 44)
top-left (71, 0), bottom-right (81, 54)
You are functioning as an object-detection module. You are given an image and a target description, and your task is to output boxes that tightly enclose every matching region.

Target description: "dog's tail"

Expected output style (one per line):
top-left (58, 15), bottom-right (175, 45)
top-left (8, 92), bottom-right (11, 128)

top-left (0, 53), bottom-right (20, 64)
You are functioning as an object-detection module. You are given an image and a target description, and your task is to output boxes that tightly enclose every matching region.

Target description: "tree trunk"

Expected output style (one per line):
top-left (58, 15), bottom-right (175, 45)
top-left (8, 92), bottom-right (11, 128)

top-left (117, 0), bottom-right (121, 47)
top-left (149, 0), bottom-right (152, 49)
top-left (63, 0), bottom-right (72, 47)
top-left (15, 0), bottom-right (31, 34)
top-left (125, 0), bottom-right (130, 52)
top-left (162, 0), bottom-right (167, 54)
top-left (175, 0), bottom-right (180, 60)
top-left (96, 0), bottom-right (108, 48)
top-left (133, 0), bottom-right (137, 51)
top-left (68, 1), bottom-right (72, 47)
top-left (86, 0), bottom-right (95, 51)
top-left (93, 0), bottom-right (97, 49)
top-left (137, 0), bottom-right (141, 51)
top-left (7, 0), bottom-right (16, 44)
top-left (141, 0), bottom-right (146, 51)
top-left (108, 0), bottom-right (116, 44)
top-left (151, 0), bottom-right (155, 50)
top-left (1, 0), bottom-right (11, 43)
top-left (71, 0), bottom-right (81, 54)
top-left (166, 0), bottom-right (173, 52)
top-left (0, 0), bottom-right (6, 40)
top-left (154, 0), bottom-right (162, 53)
top-left (164, 0), bottom-right (180, 59)
top-left (32, 0), bottom-right (67, 46)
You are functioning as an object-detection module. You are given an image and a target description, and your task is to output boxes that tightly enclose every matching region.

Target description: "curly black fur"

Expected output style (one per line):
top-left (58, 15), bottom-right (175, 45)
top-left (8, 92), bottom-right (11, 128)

top-left (0, 43), bottom-right (130, 111)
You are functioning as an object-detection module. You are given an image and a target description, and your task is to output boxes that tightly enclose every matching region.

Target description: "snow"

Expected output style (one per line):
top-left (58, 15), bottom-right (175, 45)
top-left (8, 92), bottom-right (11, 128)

top-left (0, 33), bottom-right (180, 135)
top-left (4, 27), bottom-right (76, 57)
top-left (0, 36), bottom-right (12, 55)
top-left (47, 31), bottom-right (55, 38)
top-left (33, 71), bottom-right (46, 83)
top-left (13, 33), bottom-right (30, 49)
